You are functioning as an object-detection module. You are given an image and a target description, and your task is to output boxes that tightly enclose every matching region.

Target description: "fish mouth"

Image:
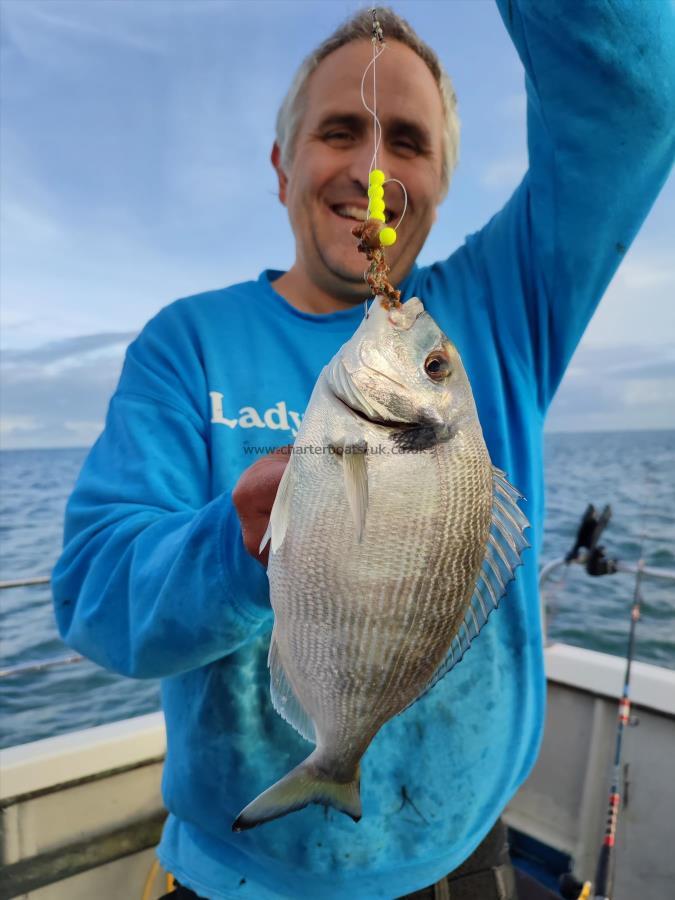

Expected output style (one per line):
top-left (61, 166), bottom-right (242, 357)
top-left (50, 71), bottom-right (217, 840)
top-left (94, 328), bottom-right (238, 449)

top-left (333, 393), bottom-right (414, 431)
top-left (333, 393), bottom-right (450, 452)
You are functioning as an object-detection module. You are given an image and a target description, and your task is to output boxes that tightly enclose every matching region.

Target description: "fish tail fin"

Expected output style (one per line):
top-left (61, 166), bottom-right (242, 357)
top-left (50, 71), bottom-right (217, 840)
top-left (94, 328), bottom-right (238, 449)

top-left (232, 754), bottom-right (361, 831)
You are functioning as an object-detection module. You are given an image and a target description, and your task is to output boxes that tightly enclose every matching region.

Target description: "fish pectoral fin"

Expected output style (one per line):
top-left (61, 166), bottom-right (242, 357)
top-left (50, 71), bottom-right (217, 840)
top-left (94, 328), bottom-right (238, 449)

top-left (331, 436), bottom-right (368, 542)
top-left (266, 453), bottom-right (295, 554)
top-left (268, 634), bottom-right (315, 742)
top-left (233, 753), bottom-right (361, 831)
top-left (401, 466), bottom-right (530, 712)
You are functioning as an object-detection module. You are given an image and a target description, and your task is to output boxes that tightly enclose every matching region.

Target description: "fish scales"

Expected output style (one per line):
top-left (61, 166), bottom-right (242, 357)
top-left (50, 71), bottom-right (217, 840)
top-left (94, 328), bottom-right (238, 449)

top-left (280, 445), bottom-right (460, 721)
top-left (233, 298), bottom-right (528, 831)
top-left (274, 428), bottom-right (488, 754)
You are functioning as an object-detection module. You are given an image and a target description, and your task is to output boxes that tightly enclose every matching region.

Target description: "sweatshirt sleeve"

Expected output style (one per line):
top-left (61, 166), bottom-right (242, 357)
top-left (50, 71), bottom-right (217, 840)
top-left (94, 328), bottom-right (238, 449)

top-left (52, 305), bottom-right (272, 679)
top-left (465, 0), bottom-right (675, 410)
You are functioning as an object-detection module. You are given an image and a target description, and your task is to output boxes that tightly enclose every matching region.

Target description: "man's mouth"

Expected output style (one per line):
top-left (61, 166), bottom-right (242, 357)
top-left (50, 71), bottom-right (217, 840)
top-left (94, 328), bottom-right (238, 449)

top-left (330, 203), bottom-right (395, 224)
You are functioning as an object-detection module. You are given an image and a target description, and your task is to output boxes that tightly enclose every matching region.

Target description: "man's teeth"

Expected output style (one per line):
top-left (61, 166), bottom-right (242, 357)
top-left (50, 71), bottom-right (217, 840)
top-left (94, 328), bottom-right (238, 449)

top-left (332, 205), bottom-right (395, 223)
top-left (333, 205), bottom-right (368, 222)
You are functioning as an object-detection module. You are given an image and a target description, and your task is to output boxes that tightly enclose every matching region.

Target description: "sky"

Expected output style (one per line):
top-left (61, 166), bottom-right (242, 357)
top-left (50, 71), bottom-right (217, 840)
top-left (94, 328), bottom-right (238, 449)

top-left (1, 0), bottom-right (673, 449)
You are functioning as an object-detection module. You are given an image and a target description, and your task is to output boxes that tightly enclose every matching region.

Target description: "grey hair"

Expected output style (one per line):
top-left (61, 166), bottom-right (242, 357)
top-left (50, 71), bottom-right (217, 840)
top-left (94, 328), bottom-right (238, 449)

top-left (275, 7), bottom-right (460, 199)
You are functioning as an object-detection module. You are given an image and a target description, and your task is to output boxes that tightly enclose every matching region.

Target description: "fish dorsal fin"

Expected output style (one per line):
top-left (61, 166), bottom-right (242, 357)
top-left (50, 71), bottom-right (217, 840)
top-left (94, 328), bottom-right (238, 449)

top-left (402, 466), bottom-right (530, 711)
top-left (268, 632), bottom-right (316, 743)
top-left (259, 454), bottom-right (295, 556)
top-left (342, 442), bottom-right (368, 542)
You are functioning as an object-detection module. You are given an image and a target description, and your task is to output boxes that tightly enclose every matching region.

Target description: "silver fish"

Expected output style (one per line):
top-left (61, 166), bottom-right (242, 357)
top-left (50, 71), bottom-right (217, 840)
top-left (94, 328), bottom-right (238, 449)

top-left (233, 297), bottom-right (529, 831)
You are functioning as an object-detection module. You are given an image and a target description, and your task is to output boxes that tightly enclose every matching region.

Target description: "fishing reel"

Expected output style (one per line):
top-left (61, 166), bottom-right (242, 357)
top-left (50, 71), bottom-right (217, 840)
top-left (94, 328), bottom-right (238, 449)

top-left (566, 504), bottom-right (618, 577)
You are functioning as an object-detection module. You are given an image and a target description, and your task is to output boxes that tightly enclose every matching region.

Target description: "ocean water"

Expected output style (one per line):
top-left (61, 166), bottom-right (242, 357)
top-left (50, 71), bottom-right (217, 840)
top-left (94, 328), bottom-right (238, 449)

top-left (1, 431), bottom-right (673, 750)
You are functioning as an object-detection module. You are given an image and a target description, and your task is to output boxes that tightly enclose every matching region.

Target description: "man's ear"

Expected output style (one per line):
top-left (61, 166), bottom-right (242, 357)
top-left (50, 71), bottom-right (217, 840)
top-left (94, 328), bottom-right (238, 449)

top-left (271, 142), bottom-right (288, 206)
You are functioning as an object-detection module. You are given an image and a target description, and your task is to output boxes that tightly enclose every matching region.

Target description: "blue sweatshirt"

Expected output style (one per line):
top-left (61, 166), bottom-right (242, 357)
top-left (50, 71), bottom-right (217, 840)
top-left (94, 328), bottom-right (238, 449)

top-left (52, 2), bottom-right (674, 898)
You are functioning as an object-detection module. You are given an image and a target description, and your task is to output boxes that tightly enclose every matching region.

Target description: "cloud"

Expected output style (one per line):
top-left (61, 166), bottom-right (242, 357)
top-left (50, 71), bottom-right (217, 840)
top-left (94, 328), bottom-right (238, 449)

top-left (0, 414), bottom-right (40, 436)
top-left (3, 332), bottom-right (137, 365)
top-left (4, 1), bottom-right (166, 61)
top-left (3, 328), bottom-right (673, 450)
top-left (0, 332), bottom-right (134, 449)
top-left (479, 156), bottom-right (527, 190)
top-left (0, 309), bottom-right (36, 333)
top-left (584, 247), bottom-right (675, 347)
top-left (547, 343), bottom-right (675, 432)
top-left (616, 258), bottom-right (675, 291)
top-left (0, 198), bottom-right (65, 245)
top-left (623, 377), bottom-right (675, 408)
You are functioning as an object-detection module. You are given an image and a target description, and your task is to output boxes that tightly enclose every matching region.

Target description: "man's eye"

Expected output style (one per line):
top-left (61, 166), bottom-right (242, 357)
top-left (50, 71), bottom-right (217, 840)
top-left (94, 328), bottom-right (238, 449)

top-left (392, 139), bottom-right (418, 155)
top-left (324, 131), bottom-right (353, 142)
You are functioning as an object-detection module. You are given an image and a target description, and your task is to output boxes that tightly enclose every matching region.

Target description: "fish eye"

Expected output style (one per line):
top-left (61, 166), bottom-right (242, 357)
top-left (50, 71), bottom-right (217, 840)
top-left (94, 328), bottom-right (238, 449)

top-left (424, 351), bottom-right (451, 382)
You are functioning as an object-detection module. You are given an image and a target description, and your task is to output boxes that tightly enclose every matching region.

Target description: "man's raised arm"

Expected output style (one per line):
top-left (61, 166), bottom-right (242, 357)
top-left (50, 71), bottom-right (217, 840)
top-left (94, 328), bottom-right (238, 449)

top-left (52, 306), bottom-right (272, 679)
top-left (468, 0), bottom-right (674, 407)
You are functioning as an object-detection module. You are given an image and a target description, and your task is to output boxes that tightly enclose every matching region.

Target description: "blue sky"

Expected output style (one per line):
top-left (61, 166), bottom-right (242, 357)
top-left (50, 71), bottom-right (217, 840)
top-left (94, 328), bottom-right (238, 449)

top-left (1, 0), bottom-right (673, 448)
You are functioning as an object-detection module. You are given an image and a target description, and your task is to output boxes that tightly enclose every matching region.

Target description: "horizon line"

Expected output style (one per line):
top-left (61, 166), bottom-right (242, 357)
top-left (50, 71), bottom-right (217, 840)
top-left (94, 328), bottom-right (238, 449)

top-left (2, 424), bottom-right (674, 454)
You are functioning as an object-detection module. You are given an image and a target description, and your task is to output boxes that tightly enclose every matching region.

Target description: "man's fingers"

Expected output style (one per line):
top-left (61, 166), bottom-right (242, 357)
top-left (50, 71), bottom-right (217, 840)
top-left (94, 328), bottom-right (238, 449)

top-left (232, 444), bottom-right (294, 565)
top-left (233, 453), bottom-right (290, 514)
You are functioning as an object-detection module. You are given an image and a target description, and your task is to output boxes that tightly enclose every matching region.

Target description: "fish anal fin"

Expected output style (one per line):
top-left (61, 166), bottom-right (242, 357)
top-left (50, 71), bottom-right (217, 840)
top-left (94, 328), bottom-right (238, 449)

top-left (268, 634), bottom-right (315, 743)
top-left (401, 466), bottom-right (530, 712)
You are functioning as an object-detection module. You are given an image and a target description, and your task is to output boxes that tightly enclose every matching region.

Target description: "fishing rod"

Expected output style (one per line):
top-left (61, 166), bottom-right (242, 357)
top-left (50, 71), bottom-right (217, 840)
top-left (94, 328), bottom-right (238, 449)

top-left (591, 554), bottom-right (643, 900)
top-left (560, 505), bottom-right (643, 900)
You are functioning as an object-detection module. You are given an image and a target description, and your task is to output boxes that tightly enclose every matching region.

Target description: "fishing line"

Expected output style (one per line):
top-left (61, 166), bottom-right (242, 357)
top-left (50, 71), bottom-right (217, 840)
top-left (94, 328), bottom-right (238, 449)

top-left (355, 9), bottom-right (410, 312)
top-left (358, 7), bottom-right (408, 268)
top-left (360, 42), bottom-right (386, 173)
top-left (359, 46), bottom-right (409, 233)
top-left (384, 177), bottom-right (408, 231)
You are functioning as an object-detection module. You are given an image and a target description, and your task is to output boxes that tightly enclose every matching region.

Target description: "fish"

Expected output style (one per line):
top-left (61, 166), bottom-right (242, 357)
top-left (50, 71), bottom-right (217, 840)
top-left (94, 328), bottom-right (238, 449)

top-left (233, 296), bottom-right (529, 831)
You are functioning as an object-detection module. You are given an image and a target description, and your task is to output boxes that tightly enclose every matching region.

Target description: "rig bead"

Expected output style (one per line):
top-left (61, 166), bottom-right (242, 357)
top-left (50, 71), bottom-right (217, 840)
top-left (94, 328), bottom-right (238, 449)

top-left (369, 212), bottom-right (386, 223)
top-left (369, 169), bottom-right (386, 186)
top-left (367, 184), bottom-right (384, 201)
top-left (368, 198), bottom-right (386, 217)
top-left (379, 226), bottom-right (397, 247)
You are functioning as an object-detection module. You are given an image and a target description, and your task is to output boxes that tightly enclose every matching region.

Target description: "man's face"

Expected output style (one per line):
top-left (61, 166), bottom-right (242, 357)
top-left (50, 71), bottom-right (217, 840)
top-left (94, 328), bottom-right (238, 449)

top-left (273, 40), bottom-right (446, 303)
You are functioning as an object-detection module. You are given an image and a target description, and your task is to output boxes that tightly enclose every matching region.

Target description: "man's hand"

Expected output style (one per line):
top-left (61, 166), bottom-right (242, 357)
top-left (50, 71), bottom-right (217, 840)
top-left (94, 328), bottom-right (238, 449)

top-left (232, 445), bottom-right (292, 567)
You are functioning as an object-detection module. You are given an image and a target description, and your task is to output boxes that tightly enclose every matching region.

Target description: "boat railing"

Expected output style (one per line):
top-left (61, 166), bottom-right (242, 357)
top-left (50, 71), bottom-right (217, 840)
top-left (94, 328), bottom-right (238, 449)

top-left (1, 559), bottom-right (674, 679)
top-left (0, 575), bottom-right (84, 677)
top-left (538, 554), bottom-right (675, 585)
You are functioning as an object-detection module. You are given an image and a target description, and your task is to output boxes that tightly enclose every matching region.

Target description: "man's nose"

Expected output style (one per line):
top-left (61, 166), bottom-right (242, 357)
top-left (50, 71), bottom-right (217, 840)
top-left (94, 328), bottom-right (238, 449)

top-left (346, 141), bottom-right (373, 193)
top-left (347, 139), bottom-right (397, 199)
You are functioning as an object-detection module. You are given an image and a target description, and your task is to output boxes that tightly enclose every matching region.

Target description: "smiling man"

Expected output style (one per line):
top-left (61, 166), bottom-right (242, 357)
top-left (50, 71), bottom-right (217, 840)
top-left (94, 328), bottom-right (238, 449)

top-left (270, 37), bottom-right (449, 313)
top-left (53, 4), bottom-right (675, 900)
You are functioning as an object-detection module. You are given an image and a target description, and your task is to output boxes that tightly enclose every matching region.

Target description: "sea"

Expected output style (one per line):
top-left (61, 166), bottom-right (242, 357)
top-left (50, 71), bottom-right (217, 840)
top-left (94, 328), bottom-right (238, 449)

top-left (1, 430), bottom-right (674, 751)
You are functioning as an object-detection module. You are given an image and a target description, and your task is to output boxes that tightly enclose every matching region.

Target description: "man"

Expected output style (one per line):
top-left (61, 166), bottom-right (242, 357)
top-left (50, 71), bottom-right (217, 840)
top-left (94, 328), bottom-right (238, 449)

top-left (53, 4), bottom-right (674, 899)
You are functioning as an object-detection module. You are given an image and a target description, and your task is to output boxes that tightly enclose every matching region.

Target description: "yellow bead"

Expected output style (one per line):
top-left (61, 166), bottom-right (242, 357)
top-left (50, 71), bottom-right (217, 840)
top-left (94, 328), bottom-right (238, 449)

top-left (369, 212), bottom-right (386, 223)
top-left (369, 169), bottom-right (386, 186)
top-left (369, 198), bottom-right (385, 217)
top-left (367, 184), bottom-right (384, 201)
top-left (379, 226), bottom-right (397, 246)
